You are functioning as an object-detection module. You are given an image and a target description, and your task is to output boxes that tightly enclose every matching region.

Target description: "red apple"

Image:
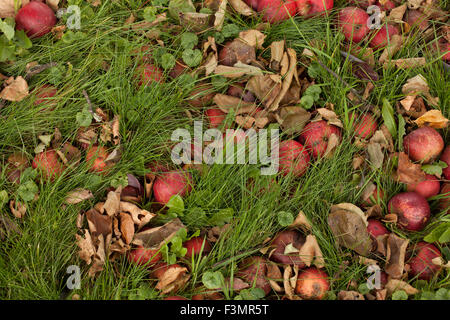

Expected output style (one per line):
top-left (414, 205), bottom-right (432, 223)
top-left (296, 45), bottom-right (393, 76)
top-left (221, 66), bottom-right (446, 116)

top-left (407, 174), bottom-right (440, 199)
top-left (32, 149), bottom-right (65, 180)
top-left (376, 0), bottom-right (395, 11)
top-left (362, 186), bottom-right (384, 207)
top-left (270, 230), bottom-right (306, 266)
top-left (15, 1), bottom-right (57, 38)
top-left (169, 60), bottom-right (188, 79)
top-left (295, 267), bottom-right (329, 300)
top-left (405, 9), bottom-right (429, 32)
top-left (367, 219), bottom-right (389, 238)
top-left (369, 24), bottom-right (400, 50)
top-left (296, 0), bottom-right (333, 16)
top-left (135, 63), bottom-right (164, 87)
top-left (183, 237), bottom-right (212, 259)
top-left (408, 242), bottom-right (441, 281)
top-left (278, 140), bottom-right (310, 177)
top-left (438, 183), bottom-right (449, 213)
top-left (236, 257), bottom-right (271, 295)
top-left (350, 112), bottom-right (378, 139)
top-left (33, 84), bottom-right (57, 107)
top-left (163, 296), bottom-right (188, 300)
top-left (127, 246), bottom-right (162, 267)
top-left (153, 170), bottom-right (192, 204)
top-left (205, 108), bottom-right (227, 128)
top-left (388, 192), bottom-right (431, 231)
top-left (440, 146), bottom-right (450, 180)
top-left (338, 7), bottom-right (370, 43)
top-left (86, 145), bottom-right (110, 174)
top-left (257, 0), bottom-right (298, 23)
top-left (244, 0), bottom-right (260, 9)
top-left (298, 120), bottom-right (341, 158)
top-left (403, 127), bottom-right (444, 164)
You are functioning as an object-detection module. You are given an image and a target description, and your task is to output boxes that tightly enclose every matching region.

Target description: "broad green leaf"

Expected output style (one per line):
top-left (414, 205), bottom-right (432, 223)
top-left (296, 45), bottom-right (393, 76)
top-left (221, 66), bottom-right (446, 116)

top-left (161, 53), bottom-right (175, 70)
top-left (209, 208), bottom-right (233, 226)
top-left (180, 32), bottom-right (198, 50)
top-left (424, 223), bottom-right (450, 243)
top-left (143, 6), bottom-right (157, 22)
top-left (14, 30), bottom-right (32, 49)
top-left (277, 211), bottom-right (294, 227)
top-left (168, 0), bottom-right (196, 22)
top-left (392, 290), bottom-right (408, 300)
top-left (76, 107), bottom-right (93, 127)
top-left (182, 48), bottom-right (202, 67)
top-left (0, 20), bottom-right (15, 41)
top-left (18, 180), bottom-right (39, 202)
top-left (438, 227), bottom-right (450, 243)
top-left (382, 98), bottom-right (397, 137)
top-left (300, 95), bottom-right (314, 109)
top-left (422, 161), bottom-right (448, 176)
top-left (222, 24), bottom-right (240, 38)
top-left (202, 271), bottom-right (224, 289)
top-left (0, 190), bottom-right (8, 208)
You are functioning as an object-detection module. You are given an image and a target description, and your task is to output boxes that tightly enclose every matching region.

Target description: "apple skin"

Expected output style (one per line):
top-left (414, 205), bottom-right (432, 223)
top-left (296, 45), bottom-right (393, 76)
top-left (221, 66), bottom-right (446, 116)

top-left (183, 237), bottom-right (212, 259)
top-left (367, 219), bottom-right (389, 238)
top-left (362, 186), bottom-right (384, 207)
top-left (337, 7), bottom-right (370, 43)
top-left (405, 10), bottom-right (429, 32)
top-left (278, 140), bottom-right (310, 177)
top-left (164, 296), bottom-right (188, 300)
top-left (440, 146), bottom-right (450, 180)
top-left (86, 145), bottom-right (110, 174)
top-left (244, 0), bottom-right (260, 9)
top-left (205, 108), bottom-right (227, 128)
top-left (438, 183), bottom-right (449, 213)
top-left (270, 229), bottom-right (306, 266)
top-left (350, 112), bottom-right (378, 139)
top-left (296, 0), bottom-right (333, 16)
top-left (403, 127), bottom-right (444, 164)
top-left (298, 120), bottom-right (341, 158)
top-left (295, 267), bottom-right (329, 300)
top-left (236, 257), bottom-right (271, 295)
top-left (127, 246), bottom-right (162, 267)
top-left (33, 84), bottom-right (57, 107)
top-left (369, 24), bottom-right (400, 50)
top-left (32, 149), bottom-right (65, 180)
top-left (388, 192), bottom-right (431, 232)
top-left (152, 170), bottom-right (192, 204)
top-left (15, 2), bottom-right (57, 38)
top-left (408, 242), bottom-right (441, 281)
top-left (257, 0), bottom-right (298, 23)
top-left (135, 64), bottom-right (164, 87)
top-left (406, 174), bottom-right (440, 199)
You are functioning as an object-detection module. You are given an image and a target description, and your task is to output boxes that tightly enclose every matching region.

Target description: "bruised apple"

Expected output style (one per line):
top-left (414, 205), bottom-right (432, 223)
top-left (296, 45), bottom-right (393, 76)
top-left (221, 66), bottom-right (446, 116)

top-left (295, 267), bottom-right (329, 300)
top-left (236, 257), bottom-right (271, 295)
top-left (350, 112), bottom-right (378, 139)
top-left (127, 246), bottom-right (162, 267)
top-left (408, 242), bottom-right (441, 281)
top-left (15, 1), bottom-right (57, 38)
top-left (369, 24), bottom-right (399, 50)
top-left (298, 120), bottom-right (341, 158)
top-left (205, 108), bottom-right (227, 128)
top-left (153, 170), bottom-right (192, 204)
top-left (403, 127), bottom-right (444, 164)
top-left (32, 149), bottom-right (65, 180)
top-left (367, 219), bottom-right (389, 239)
top-left (388, 192), bottom-right (431, 231)
top-left (270, 229), bottom-right (306, 266)
top-left (86, 145), bottom-right (110, 174)
top-left (406, 174), bottom-right (440, 199)
top-left (135, 64), bottom-right (164, 87)
top-left (278, 140), bottom-right (310, 177)
top-left (183, 237), bottom-right (212, 259)
top-left (337, 7), bottom-right (370, 43)
top-left (257, 0), bottom-right (298, 23)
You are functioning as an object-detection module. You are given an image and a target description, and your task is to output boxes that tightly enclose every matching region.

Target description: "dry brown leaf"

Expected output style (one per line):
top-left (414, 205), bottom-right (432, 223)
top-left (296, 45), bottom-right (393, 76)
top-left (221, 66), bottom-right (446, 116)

top-left (283, 265), bottom-right (296, 300)
top-left (407, 0), bottom-right (423, 9)
top-left (46, 0), bottom-right (60, 11)
top-left (338, 291), bottom-right (365, 300)
top-left (278, 106), bottom-right (311, 134)
top-left (76, 229), bottom-right (96, 264)
top-left (388, 57), bottom-right (427, 69)
top-left (0, 76), bottom-right (29, 102)
top-left (396, 152), bottom-right (426, 184)
top-left (9, 200), bottom-right (26, 219)
top-left (239, 29), bottom-right (266, 49)
top-left (119, 212), bottom-right (134, 244)
top-left (124, 13), bottom-right (136, 27)
top-left (213, 94), bottom-right (257, 114)
top-left (289, 210), bottom-right (312, 230)
top-left (352, 155), bottom-right (365, 170)
top-left (379, 34), bottom-right (403, 65)
top-left (156, 266), bottom-right (190, 294)
top-left (388, 4), bottom-right (407, 21)
top-left (323, 133), bottom-right (341, 159)
top-left (316, 108), bottom-right (344, 128)
top-left (120, 201), bottom-right (155, 228)
top-left (228, 0), bottom-right (255, 16)
top-left (179, 12), bottom-right (213, 32)
top-left (376, 289), bottom-right (387, 300)
top-left (85, 209), bottom-right (112, 238)
top-left (214, 0), bottom-right (228, 31)
top-left (359, 256), bottom-right (379, 266)
top-left (402, 74), bottom-right (439, 106)
top-left (65, 188), bottom-right (94, 204)
top-left (385, 234), bottom-right (409, 279)
top-left (88, 0), bottom-right (101, 6)
top-left (203, 53), bottom-right (218, 76)
top-left (331, 203), bottom-right (368, 226)
top-left (132, 218), bottom-right (186, 249)
top-left (235, 115), bottom-right (255, 129)
top-left (102, 189), bottom-right (121, 217)
top-left (385, 279), bottom-right (419, 296)
top-left (367, 142), bottom-right (384, 169)
top-left (382, 214), bottom-right (398, 224)
top-left (298, 235), bottom-right (325, 268)
top-left (374, 234), bottom-right (388, 256)
top-left (268, 48), bottom-right (297, 111)
top-left (247, 75), bottom-right (281, 108)
top-left (227, 277), bottom-right (250, 291)
top-left (0, 0), bottom-right (29, 18)
top-left (214, 64), bottom-right (263, 78)
top-left (414, 110), bottom-right (449, 129)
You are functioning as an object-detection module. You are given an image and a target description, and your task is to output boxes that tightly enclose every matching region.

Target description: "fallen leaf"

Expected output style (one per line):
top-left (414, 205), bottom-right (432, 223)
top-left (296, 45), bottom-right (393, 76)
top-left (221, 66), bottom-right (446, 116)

top-left (65, 188), bottom-right (94, 204)
top-left (46, 0), bottom-right (59, 11)
top-left (385, 279), bottom-right (419, 296)
top-left (0, 212), bottom-right (21, 240)
top-left (76, 229), bottom-right (96, 264)
top-left (9, 200), bottom-right (26, 219)
top-left (247, 75), bottom-right (281, 108)
top-left (0, 0), bottom-right (29, 18)
top-left (120, 201), bottom-right (155, 228)
top-left (85, 209), bottom-right (112, 238)
top-left (388, 4), bottom-right (407, 21)
top-left (119, 212), bottom-right (134, 244)
top-left (367, 142), bottom-right (384, 169)
top-left (155, 266), bottom-right (190, 294)
top-left (338, 291), bottom-right (365, 300)
top-left (228, 0), bottom-right (255, 16)
top-left (268, 48), bottom-right (297, 111)
top-left (0, 77), bottom-right (29, 102)
top-left (289, 210), bottom-right (312, 230)
top-left (406, 0), bottom-right (423, 10)
top-left (214, 63), bottom-right (263, 78)
top-left (132, 218), bottom-right (186, 249)
top-left (278, 106), bottom-right (311, 134)
top-left (414, 110), bottom-right (449, 129)
top-left (239, 29), bottom-right (266, 49)
top-left (388, 57), bottom-right (427, 69)
top-left (213, 0), bottom-right (228, 31)
top-left (298, 234), bottom-right (325, 268)
top-left (316, 108), bottom-right (344, 128)
top-left (379, 34), bottom-right (403, 65)
top-left (396, 152), bottom-right (426, 184)
top-left (402, 74), bottom-right (439, 106)
top-left (226, 277), bottom-right (250, 291)
top-left (213, 94), bottom-right (257, 114)
top-left (102, 189), bottom-right (121, 217)
top-left (179, 12), bottom-right (214, 32)
top-left (385, 234), bottom-right (409, 279)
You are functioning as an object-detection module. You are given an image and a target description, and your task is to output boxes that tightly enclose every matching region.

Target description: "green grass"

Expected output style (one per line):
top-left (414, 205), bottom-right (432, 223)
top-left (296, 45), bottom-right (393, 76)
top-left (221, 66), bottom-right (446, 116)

top-left (0, 1), bottom-right (449, 300)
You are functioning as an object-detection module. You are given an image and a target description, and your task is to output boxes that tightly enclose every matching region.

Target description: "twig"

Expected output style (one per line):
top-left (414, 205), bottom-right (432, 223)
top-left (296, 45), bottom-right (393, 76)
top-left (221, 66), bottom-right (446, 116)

top-left (82, 90), bottom-right (102, 122)
top-left (25, 62), bottom-right (58, 81)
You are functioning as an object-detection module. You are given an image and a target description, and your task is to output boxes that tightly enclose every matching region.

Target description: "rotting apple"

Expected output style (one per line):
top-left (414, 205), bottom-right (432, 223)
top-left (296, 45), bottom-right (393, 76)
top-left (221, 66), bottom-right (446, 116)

top-left (236, 256), bottom-right (271, 295)
top-left (205, 108), bottom-right (227, 128)
top-left (367, 219), bottom-right (389, 239)
top-left (295, 267), bottom-right (329, 300)
top-left (278, 140), bottom-right (310, 177)
top-left (257, 0), bottom-right (298, 23)
top-left (135, 63), bottom-right (164, 87)
top-left (388, 192), bottom-right (431, 231)
top-left (86, 145), bottom-right (110, 174)
top-left (33, 84), bottom-right (58, 107)
top-left (15, 1), bottom-right (57, 38)
top-left (369, 24), bottom-right (400, 50)
top-left (408, 242), bottom-right (441, 281)
top-left (403, 126), bottom-right (444, 164)
top-left (406, 174), bottom-right (440, 199)
top-left (337, 7), bottom-right (370, 43)
top-left (32, 149), bottom-right (65, 180)
top-left (298, 120), bottom-right (341, 158)
top-left (183, 236), bottom-right (212, 259)
top-left (153, 170), bottom-right (192, 204)
top-left (128, 246), bottom-right (162, 267)
top-left (349, 112), bottom-right (378, 139)
top-left (218, 40), bottom-right (256, 66)
top-left (440, 146), bottom-right (450, 180)
top-left (270, 229), bottom-right (306, 266)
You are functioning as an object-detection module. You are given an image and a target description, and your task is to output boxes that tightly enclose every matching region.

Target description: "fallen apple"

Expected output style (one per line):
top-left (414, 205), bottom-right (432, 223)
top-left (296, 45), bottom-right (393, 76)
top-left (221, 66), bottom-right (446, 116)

top-left (153, 170), bottom-right (192, 204)
top-left (257, 0), bottom-right (298, 23)
top-left (376, 0), bottom-right (395, 11)
top-left (367, 218), bottom-right (389, 238)
top-left (403, 126), bottom-right (444, 164)
top-left (183, 236), bottom-right (212, 259)
top-left (86, 145), bottom-right (110, 174)
top-left (135, 63), bottom-right (164, 87)
top-left (270, 229), bottom-right (306, 266)
top-left (278, 140), bottom-right (311, 177)
top-left (33, 84), bottom-right (58, 107)
top-left (362, 185), bottom-right (384, 207)
top-left (296, 0), bottom-right (334, 17)
top-left (408, 242), bottom-right (441, 281)
top-left (15, 1), bottom-right (57, 38)
top-left (388, 192), bottom-right (431, 231)
top-left (32, 149), bottom-right (65, 180)
top-left (163, 296), bottom-right (188, 300)
top-left (295, 267), bottom-right (329, 300)
top-left (369, 24), bottom-right (399, 50)
top-left (205, 108), bottom-right (227, 128)
top-left (128, 246), bottom-right (162, 267)
top-left (298, 120), bottom-right (341, 158)
top-left (337, 7), bottom-right (370, 43)
top-left (440, 146), bottom-right (450, 180)
top-left (236, 256), bottom-right (271, 295)
top-left (406, 174), bottom-right (440, 199)
top-left (349, 112), bottom-right (378, 139)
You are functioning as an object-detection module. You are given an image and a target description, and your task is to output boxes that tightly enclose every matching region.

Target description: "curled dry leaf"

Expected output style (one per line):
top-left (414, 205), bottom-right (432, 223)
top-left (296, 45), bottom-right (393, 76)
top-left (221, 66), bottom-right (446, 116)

top-left (376, 289), bottom-right (387, 300)
top-left (85, 208), bottom-right (112, 238)
top-left (385, 234), bottom-right (409, 279)
top-left (407, 0), bottom-right (423, 10)
top-left (65, 188), bottom-right (94, 204)
top-left (315, 108), bottom-right (344, 128)
top-left (76, 229), bottom-right (96, 264)
top-left (46, 0), bottom-right (60, 11)
top-left (235, 115), bottom-right (255, 129)
top-left (119, 212), bottom-right (134, 244)
top-left (298, 235), bottom-right (325, 268)
top-left (132, 218), bottom-right (186, 249)
top-left (206, 224), bottom-right (231, 243)
top-left (374, 234), bottom-right (388, 256)
top-left (247, 75), bottom-right (281, 108)
top-left (179, 12), bottom-right (213, 32)
top-left (155, 266), bottom-right (190, 294)
top-left (289, 210), bottom-right (312, 231)
top-left (278, 106), bottom-right (311, 134)
top-left (328, 204), bottom-right (372, 256)
top-left (120, 201), bottom-right (155, 229)
top-left (0, 0), bottom-right (29, 18)
top-left (385, 279), bottom-right (419, 296)
top-left (388, 4), bottom-right (407, 22)
top-left (396, 152), bottom-right (426, 184)
top-left (359, 256), bottom-right (379, 266)
top-left (270, 41), bottom-right (285, 71)
top-left (214, 0), bottom-right (228, 31)
top-left (0, 77), bottom-right (29, 102)
top-left (268, 49), bottom-right (297, 112)
top-left (213, 94), bottom-right (257, 114)
top-left (214, 64), bottom-right (263, 78)
top-left (228, 0), bottom-right (255, 16)
top-left (399, 96), bottom-right (427, 118)
top-left (367, 142), bottom-right (384, 169)
top-left (102, 189), bottom-right (121, 217)
top-left (414, 110), bottom-right (449, 129)
top-left (9, 200), bottom-right (26, 219)
top-left (338, 291), bottom-right (365, 300)
top-left (239, 30), bottom-right (266, 49)
top-left (402, 74), bottom-right (439, 106)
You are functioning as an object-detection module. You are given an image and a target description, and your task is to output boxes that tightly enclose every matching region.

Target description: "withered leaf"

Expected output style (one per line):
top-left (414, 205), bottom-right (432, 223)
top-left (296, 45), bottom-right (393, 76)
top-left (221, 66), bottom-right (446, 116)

top-left (85, 208), bottom-right (112, 238)
top-left (289, 210), bottom-right (312, 230)
top-left (0, 77), bottom-right (29, 102)
top-left (385, 234), bottom-right (409, 279)
top-left (367, 142), bottom-right (384, 169)
top-left (213, 94), bottom-right (257, 114)
top-left (156, 266), bottom-right (190, 294)
top-left (385, 279), bottom-right (419, 296)
top-left (298, 234), bottom-right (325, 268)
top-left (226, 277), bottom-right (250, 291)
top-left (239, 29), bottom-right (266, 49)
top-left (0, 212), bottom-right (21, 240)
top-left (120, 201), bottom-right (155, 228)
top-left (279, 106), bottom-right (311, 134)
top-left (132, 218), bottom-right (186, 249)
top-left (316, 108), bottom-right (343, 128)
top-left (9, 200), bottom-right (26, 219)
top-left (247, 75), bottom-right (281, 108)
top-left (414, 110), bottom-right (449, 129)
top-left (228, 0), bottom-right (255, 16)
top-left (0, 0), bottom-right (29, 18)
top-left (102, 189), bottom-right (121, 217)
top-left (76, 229), bottom-right (96, 264)
top-left (65, 188), bottom-right (94, 204)
top-left (179, 12), bottom-right (213, 32)
top-left (379, 34), bottom-right (403, 65)
top-left (396, 152), bottom-right (426, 184)
top-left (119, 212), bottom-right (134, 244)
top-left (338, 291), bottom-right (365, 300)
top-left (213, 0), bottom-right (228, 31)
